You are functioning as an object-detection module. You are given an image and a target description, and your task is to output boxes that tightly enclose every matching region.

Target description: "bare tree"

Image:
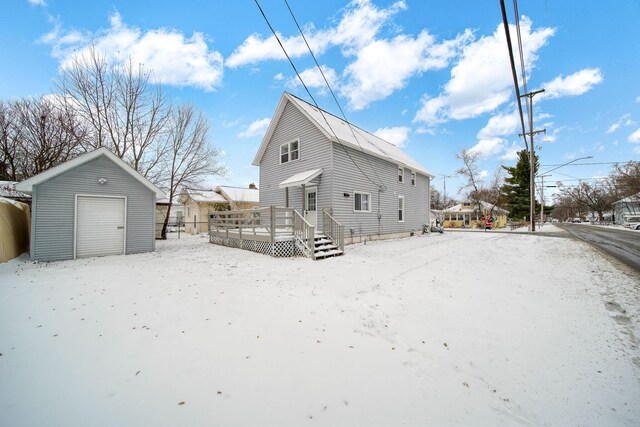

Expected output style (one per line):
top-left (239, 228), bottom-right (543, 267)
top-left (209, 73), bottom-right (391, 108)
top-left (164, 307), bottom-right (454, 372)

top-left (159, 104), bottom-right (228, 239)
top-left (0, 100), bottom-right (21, 181)
top-left (558, 180), bottom-right (612, 222)
top-left (456, 149), bottom-right (504, 219)
top-left (56, 47), bottom-right (170, 174)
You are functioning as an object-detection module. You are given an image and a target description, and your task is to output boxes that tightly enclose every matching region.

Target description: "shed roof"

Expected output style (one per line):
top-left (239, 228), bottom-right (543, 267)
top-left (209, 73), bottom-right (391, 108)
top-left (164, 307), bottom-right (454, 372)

top-left (0, 181), bottom-right (31, 200)
top-left (253, 92), bottom-right (433, 178)
top-left (279, 168), bottom-right (323, 189)
top-left (613, 192), bottom-right (640, 205)
top-left (184, 189), bottom-right (228, 203)
top-left (15, 147), bottom-right (165, 198)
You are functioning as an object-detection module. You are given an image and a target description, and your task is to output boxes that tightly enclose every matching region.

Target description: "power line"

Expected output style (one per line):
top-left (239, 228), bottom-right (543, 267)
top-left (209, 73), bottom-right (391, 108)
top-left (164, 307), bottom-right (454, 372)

top-left (283, 0), bottom-right (387, 191)
top-left (540, 161), bottom-right (631, 167)
top-left (253, 0), bottom-right (384, 191)
top-left (499, 0), bottom-right (529, 152)
top-left (512, 0), bottom-right (530, 132)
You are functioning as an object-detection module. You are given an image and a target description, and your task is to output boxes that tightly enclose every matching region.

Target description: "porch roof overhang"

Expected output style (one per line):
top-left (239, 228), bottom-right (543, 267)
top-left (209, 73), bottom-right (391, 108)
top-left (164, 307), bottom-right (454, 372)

top-left (279, 168), bottom-right (323, 189)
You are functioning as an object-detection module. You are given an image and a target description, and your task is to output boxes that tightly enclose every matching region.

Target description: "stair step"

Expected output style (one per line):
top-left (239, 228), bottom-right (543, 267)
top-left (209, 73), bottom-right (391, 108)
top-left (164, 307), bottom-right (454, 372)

top-left (314, 238), bottom-right (333, 246)
top-left (314, 244), bottom-right (337, 252)
top-left (314, 249), bottom-right (344, 259)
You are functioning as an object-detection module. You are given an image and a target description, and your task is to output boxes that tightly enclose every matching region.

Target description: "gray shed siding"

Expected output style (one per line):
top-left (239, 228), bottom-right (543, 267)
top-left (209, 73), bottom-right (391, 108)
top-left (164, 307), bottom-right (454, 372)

top-left (330, 143), bottom-right (429, 237)
top-left (31, 155), bottom-right (156, 261)
top-left (259, 101), bottom-right (333, 229)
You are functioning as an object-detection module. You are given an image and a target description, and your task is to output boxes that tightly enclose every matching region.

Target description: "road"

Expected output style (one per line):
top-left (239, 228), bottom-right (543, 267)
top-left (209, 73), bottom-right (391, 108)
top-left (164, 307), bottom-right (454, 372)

top-left (554, 223), bottom-right (640, 272)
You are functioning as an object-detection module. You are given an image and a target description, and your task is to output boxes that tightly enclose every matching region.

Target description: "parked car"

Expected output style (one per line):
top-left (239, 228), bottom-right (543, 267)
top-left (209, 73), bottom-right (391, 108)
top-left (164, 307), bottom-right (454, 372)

top-left (622, 215), bottom-right (640, 230)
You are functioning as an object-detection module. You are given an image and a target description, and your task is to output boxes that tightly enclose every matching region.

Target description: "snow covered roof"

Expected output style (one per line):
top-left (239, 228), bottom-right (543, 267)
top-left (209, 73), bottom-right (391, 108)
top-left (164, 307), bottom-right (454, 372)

top-left (215, 186), bottom-right (259, 204)
top-left (253, 92), bottom-right (433, 178)
top-left (15, 147), bottom-right (165, 198)
top-left (184, 189), bottom-right (228, 204)
top-left (279, 169), bottom-right (323, 189)
top-left (613, 192), bottom-right (640, 205)
top-left (443, 201), bottom-right (509, 214)
top-left (0, 181), bottom-right (31, 200)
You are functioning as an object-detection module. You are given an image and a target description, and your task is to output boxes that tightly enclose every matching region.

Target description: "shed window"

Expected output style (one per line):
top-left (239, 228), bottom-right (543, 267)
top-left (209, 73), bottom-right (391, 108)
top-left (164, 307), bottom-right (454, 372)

top-left (354, 192), bottom-right (371, 212)
top-left (398, 195), bottom-right (405, 222)
top-left (280, 139), bottom-right (299, 164)
top-left (398, 166), bottom-right (404, 183)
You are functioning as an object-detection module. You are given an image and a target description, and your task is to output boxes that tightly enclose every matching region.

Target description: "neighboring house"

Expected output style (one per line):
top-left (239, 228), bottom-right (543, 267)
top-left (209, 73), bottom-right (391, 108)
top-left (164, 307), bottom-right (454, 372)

top-left (155, 196), bottom-right (185, 239)
top-left (253, 92), bottom-right (433, 244)
top-left (613, 192), bottom-right (640, 224)
top-left (442, 201), bottom-right (509, 229)
top-left (179, 185), bottom-right (259, 234)
top-left (0, 181), bottom-right (32, 205)
top-left (16, 147), bottom-right (165, 261)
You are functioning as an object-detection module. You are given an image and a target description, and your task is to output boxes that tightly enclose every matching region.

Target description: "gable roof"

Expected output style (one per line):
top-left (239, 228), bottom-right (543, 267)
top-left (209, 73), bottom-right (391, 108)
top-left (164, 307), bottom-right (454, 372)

top-left (443, 201), bottom-right (509, 214)
top-left (0, 181), bottom-right (31, 200)
top-left (215, 186), bottom-right (259, 203)
top-left (182, 188), bottom-right (228, 204)
top-left (613, 191), bottom-right (640, 205)
top-left (15, 147), bottom-right (165, 198)
top-left (253, 92), bottom-right (433, 178)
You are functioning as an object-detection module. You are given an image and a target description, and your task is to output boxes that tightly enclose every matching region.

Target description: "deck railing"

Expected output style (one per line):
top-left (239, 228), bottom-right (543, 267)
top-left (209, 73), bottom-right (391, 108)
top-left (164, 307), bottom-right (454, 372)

top-left (208, 206), bottom-right (295, 240)
top-left (322, 209), bottom-right (344, 251)
top-left (292, 209), bottom-right (315, 259)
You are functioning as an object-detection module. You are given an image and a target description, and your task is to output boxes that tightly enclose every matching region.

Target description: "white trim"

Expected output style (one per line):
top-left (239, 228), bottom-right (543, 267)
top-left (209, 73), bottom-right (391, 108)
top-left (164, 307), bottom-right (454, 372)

top-left (16, 147), bottom-right (165, 198)
top-left (398, 195), bottom-right (405, 222)
top-left (74, 194), bottom-right (127, 259)
top-left (353, 191), bottom-right (371, 213)
top-left (304, 186), bottom-right (318, 227)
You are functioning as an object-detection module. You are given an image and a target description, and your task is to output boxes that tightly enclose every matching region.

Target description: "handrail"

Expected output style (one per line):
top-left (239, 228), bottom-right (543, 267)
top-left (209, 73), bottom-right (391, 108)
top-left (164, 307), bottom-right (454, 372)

top-left (292, 209), bottom-right (315, 259)
top-left (322, 209), bottom-right (344, 252)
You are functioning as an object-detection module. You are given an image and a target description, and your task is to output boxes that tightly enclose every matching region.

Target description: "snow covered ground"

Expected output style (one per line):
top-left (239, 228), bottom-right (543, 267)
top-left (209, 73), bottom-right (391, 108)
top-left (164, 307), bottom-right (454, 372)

top-left (1, 229), bottom-right (639, 426)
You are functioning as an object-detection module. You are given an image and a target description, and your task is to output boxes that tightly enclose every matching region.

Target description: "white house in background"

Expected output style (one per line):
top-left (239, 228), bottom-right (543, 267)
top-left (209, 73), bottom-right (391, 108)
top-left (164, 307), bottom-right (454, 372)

top-left (613, 191), bottom-right (640, 224)
top-left (179, 185), bottom-right (259, 234)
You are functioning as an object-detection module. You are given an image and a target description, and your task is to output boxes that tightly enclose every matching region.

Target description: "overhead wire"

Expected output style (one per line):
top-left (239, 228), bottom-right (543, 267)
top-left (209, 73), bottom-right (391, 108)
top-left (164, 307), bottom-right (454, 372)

top-left (512, 0), bottom-right (530, 132)
top-left (499, 0), bottom-right (529, 152)
top-left (253, 0), bottom-right (384, 191)
top-left (283, 0), bottom-right (387, 191)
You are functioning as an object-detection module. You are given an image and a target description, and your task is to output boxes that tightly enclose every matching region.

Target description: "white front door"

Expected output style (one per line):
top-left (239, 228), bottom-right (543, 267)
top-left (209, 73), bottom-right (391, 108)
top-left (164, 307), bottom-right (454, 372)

top-left (75, 195), bottom-right (126, 259)
top-left (304, 187), bottom-right (317, 228)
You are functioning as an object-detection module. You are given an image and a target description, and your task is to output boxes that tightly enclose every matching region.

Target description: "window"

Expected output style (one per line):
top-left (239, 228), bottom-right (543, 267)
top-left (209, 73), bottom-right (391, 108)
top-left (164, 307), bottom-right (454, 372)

top-left (398, 166), bottom-right (404, 183)
top-left (280, 139), bottom-right (299, 164)
top-left (398, 195), bottom-right (405, 222)
top-left (411, 171), bottom-right (416, 186)
top-left (354, 192), bottom-right (371, 212)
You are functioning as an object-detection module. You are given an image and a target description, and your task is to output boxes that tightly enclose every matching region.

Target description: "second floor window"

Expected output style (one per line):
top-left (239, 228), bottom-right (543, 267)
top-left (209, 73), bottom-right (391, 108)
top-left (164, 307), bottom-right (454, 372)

top-left (411, 171), bottom-right (416, 186)
top-left (398, 166), bottom-right (404, 183)
top-left (280, 140), bottom-right (299, 164)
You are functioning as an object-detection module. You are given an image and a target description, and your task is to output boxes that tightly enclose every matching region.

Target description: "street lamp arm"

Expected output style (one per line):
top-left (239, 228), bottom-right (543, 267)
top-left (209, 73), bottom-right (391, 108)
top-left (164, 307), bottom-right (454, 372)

top-left (538, 156), bottom-right (593, 176)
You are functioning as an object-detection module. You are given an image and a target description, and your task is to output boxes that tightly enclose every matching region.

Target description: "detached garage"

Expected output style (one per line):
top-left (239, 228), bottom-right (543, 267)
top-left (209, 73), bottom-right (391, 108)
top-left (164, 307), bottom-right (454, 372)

top-left (16, 147), bottom-right (165, 262)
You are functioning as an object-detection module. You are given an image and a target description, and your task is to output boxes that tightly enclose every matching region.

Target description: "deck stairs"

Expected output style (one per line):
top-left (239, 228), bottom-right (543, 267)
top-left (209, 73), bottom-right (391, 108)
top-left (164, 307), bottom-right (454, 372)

top-left (311, 233), bottom-right (344, 260)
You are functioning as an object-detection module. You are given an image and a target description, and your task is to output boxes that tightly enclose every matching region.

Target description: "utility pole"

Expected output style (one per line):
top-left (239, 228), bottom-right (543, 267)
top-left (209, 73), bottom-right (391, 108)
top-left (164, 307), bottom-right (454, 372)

top-left (537, 174), bottom-right (551, 227)
top-left (440, 174), bottom-right (454, 207)
top-left (519, 88), bottom-right (545, 232)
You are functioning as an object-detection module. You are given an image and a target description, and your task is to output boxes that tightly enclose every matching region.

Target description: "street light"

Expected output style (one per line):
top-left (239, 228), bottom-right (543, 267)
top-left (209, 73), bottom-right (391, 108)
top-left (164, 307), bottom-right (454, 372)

top-left (536, 156), bottom-right (593, 226)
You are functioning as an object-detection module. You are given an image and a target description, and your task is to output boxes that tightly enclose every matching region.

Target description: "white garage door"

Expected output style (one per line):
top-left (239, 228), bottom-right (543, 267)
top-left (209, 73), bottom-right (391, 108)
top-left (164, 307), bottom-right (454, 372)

top-left (76, 196), bottom-right (126, 259)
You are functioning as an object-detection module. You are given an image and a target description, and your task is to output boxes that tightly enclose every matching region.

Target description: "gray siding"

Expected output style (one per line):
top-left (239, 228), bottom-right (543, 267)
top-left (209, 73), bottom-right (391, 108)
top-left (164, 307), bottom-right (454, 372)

top-left (31, 155), bottom-right (155, 261)
top-left (330, 143), bottom-right (429, 237)
top-left (259, 101), bottom-right (333, 229)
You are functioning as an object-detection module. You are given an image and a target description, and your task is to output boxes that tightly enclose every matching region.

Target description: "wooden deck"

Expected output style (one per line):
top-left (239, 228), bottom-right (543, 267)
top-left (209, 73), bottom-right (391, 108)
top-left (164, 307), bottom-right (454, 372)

top-left (208, 206), bottom-right (344, 259)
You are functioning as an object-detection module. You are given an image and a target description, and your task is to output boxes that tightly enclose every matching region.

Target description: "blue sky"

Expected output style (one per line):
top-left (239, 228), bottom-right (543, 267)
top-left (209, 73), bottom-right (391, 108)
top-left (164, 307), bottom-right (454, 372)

top-left (2, 0), bottom-right (639, 202)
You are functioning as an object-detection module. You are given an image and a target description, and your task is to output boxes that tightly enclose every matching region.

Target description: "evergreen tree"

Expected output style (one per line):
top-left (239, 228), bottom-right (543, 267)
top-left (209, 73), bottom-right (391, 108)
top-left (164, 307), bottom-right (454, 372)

top-left (501, 150), bottom-right (538, 220)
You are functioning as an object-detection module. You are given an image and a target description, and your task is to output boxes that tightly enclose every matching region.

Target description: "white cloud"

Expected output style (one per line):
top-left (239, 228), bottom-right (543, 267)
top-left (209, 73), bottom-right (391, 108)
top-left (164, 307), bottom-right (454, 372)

top-left (628, 128), bottom-right (640, 143)
top-left (28, 0), bottom-right (46, 6)
top-left (478, 170), bottom-right (489, 179)
top-left (373, 126), bottom-right (411, 147)
top-left (238, 118), bottom-right (271, 138)
top-left (468, 137), bottom-right (505, 159)
top-left (499, 142), bottom-right (524, 161)
top-left (415, 127), bottom-right (435, 136)
top-left (636, 96), bottom-right (640, 103)
top-left (477, 110), bottom-right (519, 140)
top-left (273, 73), bottom-right (285, 81)
top-left (605, 113), bottom-right (633, 134)
top-left (288, 66), bottom-right (338, 93)
top-left (227, 0), bottom-right (406, 68)
top-left (341, 30), bottom-right (471, 110)
top-left (414, 17), bottom-right (555, 125)
top-left (541, 134), bottom-right (557, 143)
top-left (633, 146), bottom-right (640, 155)
top-left (40, 12), bottom-right (224, 91)
top-left (542, 68), bottom-right (603, 99)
